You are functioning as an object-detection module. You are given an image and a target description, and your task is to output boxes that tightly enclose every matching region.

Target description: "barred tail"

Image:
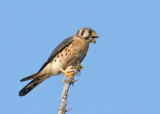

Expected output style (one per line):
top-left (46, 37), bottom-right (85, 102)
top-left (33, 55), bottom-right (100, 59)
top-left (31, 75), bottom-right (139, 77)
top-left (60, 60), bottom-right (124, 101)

top-left (19, 75), bottom-right (48, 96)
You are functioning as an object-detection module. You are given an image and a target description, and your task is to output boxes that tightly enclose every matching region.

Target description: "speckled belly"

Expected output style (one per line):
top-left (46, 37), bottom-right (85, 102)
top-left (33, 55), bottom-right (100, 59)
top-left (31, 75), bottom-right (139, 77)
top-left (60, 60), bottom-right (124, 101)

top-left (50, 43), bottom-right (87, 75)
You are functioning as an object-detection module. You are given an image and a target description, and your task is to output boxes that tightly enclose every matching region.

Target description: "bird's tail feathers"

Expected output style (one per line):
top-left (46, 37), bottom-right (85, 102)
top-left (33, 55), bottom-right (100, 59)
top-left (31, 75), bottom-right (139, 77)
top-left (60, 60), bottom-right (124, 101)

top-left (20, 72), bottom-right (38, 82)
top-left (19, 75), bottom-right (48, 96)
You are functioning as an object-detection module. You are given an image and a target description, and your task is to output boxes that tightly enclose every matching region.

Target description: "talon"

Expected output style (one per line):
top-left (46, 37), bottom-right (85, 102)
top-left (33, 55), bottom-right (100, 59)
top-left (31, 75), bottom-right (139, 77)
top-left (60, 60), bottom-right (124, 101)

top-left (76, 63), bottom-right (84, 72)
top-left (66, 72), bottom-right (74, 79)
top-left (59, 67), bottom-right (75, 79)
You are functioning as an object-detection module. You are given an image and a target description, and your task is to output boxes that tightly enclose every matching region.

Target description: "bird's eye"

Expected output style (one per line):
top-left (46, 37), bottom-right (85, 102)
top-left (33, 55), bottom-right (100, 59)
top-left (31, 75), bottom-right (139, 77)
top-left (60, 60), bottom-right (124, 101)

top-left (89, 30), bottom-right (92, 34)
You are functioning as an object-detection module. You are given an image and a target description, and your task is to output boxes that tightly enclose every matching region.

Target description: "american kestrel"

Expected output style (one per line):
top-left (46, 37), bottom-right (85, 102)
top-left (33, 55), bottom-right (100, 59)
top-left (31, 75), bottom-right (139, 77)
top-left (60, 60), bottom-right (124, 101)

top-left (19, 28), bottom-right (99, 96)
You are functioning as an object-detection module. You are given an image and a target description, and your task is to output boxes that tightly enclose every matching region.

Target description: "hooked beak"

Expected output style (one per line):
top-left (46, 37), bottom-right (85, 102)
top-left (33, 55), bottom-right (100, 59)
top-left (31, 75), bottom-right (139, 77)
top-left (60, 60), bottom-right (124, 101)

top-left (91, 34), bottom-right (99, 43)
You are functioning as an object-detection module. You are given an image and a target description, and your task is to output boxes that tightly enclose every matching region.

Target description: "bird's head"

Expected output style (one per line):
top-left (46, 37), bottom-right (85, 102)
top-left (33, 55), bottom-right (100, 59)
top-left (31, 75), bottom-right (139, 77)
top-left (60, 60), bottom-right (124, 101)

top-left (76, 28), bottom-right (99, 43)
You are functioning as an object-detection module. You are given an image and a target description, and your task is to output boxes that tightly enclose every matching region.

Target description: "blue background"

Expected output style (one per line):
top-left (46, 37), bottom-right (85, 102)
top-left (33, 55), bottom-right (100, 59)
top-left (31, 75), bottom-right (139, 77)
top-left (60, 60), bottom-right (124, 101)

top-left (0, 0), bottom-right (160, 114)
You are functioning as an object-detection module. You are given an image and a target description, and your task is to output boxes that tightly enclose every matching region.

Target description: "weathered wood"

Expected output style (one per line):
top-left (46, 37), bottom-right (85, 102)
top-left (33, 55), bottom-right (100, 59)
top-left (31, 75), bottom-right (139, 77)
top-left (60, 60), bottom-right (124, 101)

top-left (58, 79), bottom-right (77, 114)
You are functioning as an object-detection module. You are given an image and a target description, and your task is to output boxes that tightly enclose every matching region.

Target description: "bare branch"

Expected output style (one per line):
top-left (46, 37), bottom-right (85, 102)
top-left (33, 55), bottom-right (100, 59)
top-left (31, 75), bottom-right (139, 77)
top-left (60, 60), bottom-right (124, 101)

top-left (58, 78), bottom-right (77, 114)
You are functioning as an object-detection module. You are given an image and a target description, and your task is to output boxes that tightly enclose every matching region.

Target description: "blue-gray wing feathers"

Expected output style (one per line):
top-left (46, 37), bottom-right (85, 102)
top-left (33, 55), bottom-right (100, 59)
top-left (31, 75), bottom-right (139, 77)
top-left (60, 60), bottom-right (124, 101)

top-left (37, 37), bottom-right (74, 73)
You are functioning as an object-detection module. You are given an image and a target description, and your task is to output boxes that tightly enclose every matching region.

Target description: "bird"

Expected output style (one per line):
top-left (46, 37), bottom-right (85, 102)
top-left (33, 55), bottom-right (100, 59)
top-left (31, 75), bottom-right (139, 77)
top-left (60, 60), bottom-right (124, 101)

top-left (19, 28), bottom-right (99, 96)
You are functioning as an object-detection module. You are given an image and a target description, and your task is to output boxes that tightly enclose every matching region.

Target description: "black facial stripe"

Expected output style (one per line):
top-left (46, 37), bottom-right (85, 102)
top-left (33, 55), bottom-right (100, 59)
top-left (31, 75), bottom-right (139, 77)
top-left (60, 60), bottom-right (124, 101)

top-left (85, 36), bottom-right (90, 40)
top-left (81, 29), bottom-right (84, 36)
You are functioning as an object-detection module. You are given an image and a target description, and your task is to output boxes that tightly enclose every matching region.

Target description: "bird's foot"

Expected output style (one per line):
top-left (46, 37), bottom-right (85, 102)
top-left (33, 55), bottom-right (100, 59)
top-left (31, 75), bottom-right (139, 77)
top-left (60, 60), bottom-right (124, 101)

top-left (76, 63), bottom-right (84, 72)
top-left (60, 66), bottom-right (76, 79)
top-left (65, 72), bottom-right (75, 79)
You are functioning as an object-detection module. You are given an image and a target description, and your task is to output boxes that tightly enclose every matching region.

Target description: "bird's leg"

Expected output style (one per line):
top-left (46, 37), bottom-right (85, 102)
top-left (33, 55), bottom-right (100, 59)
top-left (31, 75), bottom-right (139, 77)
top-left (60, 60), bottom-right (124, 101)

top-left (76, 63), bottom-right (84, 72)
top-left (60, 66), bottom-right (76, 79)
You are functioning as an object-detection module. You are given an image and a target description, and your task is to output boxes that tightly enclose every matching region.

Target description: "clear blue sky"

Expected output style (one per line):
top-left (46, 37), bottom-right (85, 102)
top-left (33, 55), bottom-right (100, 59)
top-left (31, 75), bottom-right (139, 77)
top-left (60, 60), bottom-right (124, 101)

top-left (0, 0), bottom-right (160, 114)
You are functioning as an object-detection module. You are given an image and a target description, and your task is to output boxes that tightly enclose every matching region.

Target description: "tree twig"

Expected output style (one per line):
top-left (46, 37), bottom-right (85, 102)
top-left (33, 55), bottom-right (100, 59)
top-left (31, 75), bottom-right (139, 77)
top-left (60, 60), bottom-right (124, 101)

top-left (58, 78), bottom-right (77, 114)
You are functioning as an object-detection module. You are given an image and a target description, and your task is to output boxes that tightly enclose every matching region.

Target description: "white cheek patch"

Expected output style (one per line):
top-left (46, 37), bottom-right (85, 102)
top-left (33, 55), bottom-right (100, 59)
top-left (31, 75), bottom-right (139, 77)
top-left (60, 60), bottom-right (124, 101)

top-left (83, 31), bottom-right (89, 38)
